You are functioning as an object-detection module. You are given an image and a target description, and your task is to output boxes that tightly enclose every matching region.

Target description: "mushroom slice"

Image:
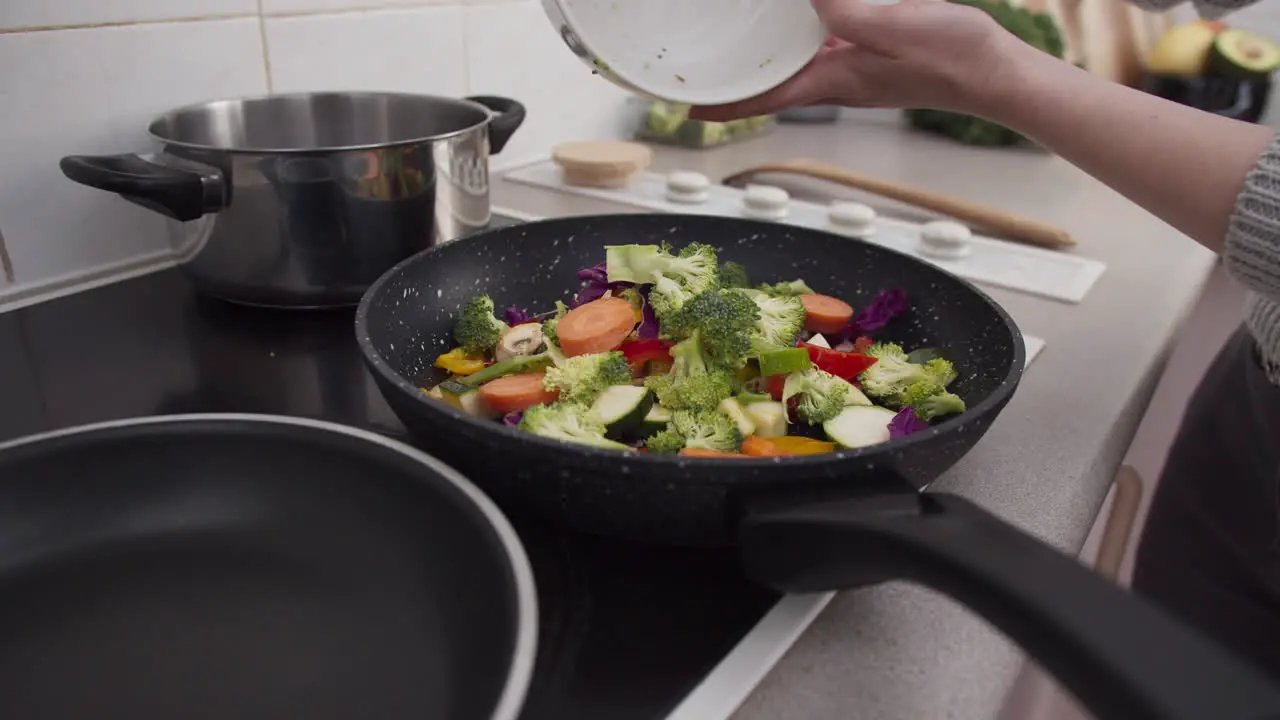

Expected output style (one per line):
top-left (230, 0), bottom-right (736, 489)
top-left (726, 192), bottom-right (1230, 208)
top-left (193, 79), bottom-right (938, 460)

top-left (495, 323), bottom-right (546, 362)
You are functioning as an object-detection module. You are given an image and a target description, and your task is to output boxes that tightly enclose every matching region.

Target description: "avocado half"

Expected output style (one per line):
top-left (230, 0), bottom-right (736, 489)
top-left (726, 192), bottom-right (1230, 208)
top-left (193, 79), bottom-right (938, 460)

top-left (1207, 28), bottom-right (1280, 81)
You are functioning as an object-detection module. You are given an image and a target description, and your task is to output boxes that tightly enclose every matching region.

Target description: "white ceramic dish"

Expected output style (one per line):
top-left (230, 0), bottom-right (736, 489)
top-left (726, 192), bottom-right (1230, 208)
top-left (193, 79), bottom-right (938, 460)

top-left (541, 0), bottom-right (826, 106)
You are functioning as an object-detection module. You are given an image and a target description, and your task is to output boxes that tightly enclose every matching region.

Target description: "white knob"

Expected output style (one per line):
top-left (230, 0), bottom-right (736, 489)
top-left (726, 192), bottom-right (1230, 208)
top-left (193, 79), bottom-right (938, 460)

top-left (919, 220), bottom-right (973, 260)
top-left (666, 170), bottom-right (710, 204)
top-left (828, 201), bottom-right (876, 238)
top-left (743, 184), bottom-right (789, 220)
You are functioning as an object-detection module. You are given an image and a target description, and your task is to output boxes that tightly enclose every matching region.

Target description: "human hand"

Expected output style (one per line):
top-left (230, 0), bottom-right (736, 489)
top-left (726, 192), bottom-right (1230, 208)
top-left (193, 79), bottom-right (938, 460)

top-left (689, 0), bottom-right (1027, 122)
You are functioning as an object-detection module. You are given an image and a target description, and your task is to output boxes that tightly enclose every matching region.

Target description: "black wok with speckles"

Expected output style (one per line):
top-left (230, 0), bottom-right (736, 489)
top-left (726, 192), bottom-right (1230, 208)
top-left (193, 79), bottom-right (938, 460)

top-left (355, 216), bottom-right (1280, 720)
top-left (355, 214), bottom-right (1023, 547)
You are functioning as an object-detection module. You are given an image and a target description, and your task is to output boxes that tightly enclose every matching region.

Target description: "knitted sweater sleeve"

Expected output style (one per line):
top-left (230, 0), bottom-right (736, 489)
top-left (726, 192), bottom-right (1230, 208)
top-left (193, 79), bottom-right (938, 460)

top-left (1224, 133), bottom-right (1280, 303)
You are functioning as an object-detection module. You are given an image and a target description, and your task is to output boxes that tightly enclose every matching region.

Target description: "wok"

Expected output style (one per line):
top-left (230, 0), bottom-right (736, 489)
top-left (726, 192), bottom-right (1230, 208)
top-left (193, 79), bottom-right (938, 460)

top-left (356, 213), bottom-right (1280, 720)
top-left (0, 414), bottom-right (536, 720)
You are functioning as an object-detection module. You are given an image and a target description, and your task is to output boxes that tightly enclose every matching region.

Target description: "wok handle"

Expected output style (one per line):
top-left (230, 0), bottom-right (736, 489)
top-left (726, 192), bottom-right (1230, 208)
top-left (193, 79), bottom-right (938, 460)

top-left (466, 96), bottom-right (526, 155)
top-left (739, 491), bottom-right (1280, 720)
top-left (60, 153), bottom-right (224, 222)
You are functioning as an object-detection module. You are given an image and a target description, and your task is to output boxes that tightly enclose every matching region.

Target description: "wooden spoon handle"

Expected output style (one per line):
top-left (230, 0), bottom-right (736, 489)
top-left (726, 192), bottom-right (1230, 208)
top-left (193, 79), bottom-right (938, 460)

top-left (725, 159), bottom-right (1077, 249)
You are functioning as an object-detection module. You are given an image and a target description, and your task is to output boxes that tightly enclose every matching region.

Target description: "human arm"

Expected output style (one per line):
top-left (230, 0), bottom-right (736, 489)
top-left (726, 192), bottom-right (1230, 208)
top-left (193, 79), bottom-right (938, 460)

top-left (982, 32), bottom-right (1274, 255)
top-left (977, 32), bottom-right (1269, 254)
top-left (690, 0), bottom-right (1277, 260)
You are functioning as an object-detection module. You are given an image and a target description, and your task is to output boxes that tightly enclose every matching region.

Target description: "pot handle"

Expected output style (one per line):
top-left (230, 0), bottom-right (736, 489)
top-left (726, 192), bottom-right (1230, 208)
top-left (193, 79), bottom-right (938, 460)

top-left (465, 96), bottom-right (526, 155)
top-left (60, 153), bottom-right (224, 222)
top-left (739, 489), bottom-right (1280, 720)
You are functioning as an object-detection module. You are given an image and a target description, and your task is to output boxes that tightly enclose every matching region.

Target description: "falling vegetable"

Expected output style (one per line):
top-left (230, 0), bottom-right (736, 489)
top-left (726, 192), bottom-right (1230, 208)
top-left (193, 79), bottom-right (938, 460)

top-left (888, 407), bottom-right (930, 440)
top-left (478, 372), bottom-right (561, 414)
top-left (505, 306), bottom-right (532, 326)
top-left (847, 288), bottom-right (909, 336)
top-left (799, 293), bottom-right (856, 335)
top-left (428, 242), bottom-right (968, 457)
top-left (555, 296), bottom-right (638, 358)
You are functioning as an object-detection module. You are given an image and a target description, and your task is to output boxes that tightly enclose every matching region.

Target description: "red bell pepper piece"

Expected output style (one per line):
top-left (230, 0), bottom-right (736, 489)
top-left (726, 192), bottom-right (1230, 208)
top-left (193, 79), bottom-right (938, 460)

top-left (767, 373), bottom-right (787, 401)
top-left (800, 343), bottom-right (878, 381)
top-left (621, 339), bottom-right (674, 373)
top-left (852, 336), bottom-right (874, 354)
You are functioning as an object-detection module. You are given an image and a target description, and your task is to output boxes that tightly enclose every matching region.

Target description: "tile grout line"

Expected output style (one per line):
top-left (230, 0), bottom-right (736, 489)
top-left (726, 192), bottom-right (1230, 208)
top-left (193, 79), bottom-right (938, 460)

top-left (460, 7), bottom-right (472, 96)
top-left (0, 1), bottom-right (509, 34)
top-left (256, 0), bottom-right (275, 93)
top-left (0, 13), bottom-right (256, 34)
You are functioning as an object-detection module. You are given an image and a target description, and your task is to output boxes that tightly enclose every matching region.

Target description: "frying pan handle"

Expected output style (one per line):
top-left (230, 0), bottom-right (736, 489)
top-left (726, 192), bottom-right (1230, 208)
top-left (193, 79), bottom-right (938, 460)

top-left (739, 491), bottom-right (1280, 720)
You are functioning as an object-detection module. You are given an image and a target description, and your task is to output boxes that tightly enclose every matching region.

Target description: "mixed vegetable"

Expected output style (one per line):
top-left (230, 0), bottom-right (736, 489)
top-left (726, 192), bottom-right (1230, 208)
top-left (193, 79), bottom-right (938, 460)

top-left (423, 242), bottom-right (966, 458)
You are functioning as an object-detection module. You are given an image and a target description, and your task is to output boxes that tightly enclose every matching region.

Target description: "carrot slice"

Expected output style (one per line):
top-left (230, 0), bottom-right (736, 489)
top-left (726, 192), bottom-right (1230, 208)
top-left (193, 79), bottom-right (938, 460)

top-left (679, 448), bottom-right (746, 458)
top-left (799, 294), bottom-right (855, 334)
top-left (741, 436), bottom-right (793, 457)
top-left (557, 296), bottom-right (638, 357)
top-left (478, 371), bottom-right (559, 414)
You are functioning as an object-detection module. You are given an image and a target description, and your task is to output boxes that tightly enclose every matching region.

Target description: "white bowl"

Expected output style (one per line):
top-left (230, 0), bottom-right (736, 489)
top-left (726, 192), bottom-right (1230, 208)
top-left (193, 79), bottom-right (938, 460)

top-left (541, 0), bottom-right (826, 106)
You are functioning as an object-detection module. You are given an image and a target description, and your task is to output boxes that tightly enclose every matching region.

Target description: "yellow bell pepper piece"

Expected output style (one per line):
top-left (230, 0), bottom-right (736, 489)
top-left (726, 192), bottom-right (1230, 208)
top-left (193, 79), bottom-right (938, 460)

top-left (769, 436), bottom-right (837, 455)
top-left (634, 306), bottom-right (645, 324)
top-left (433, 348), bottom-right (487, 376)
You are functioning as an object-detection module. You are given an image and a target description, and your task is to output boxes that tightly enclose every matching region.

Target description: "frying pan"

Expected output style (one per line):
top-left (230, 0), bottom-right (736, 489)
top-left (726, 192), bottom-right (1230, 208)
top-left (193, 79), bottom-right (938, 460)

top-left (356, 213), bottom-right (1280, 720)
top-left (0, 414), bottom-right (536, 720)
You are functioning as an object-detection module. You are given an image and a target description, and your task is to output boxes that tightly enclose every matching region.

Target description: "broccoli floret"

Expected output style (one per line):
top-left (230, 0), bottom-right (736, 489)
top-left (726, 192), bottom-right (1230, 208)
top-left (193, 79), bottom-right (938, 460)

top-left (741, 292), bottom-right (806, 355)
top-left (662, 289), bottom-right (760, 368)
top-left (636, 288), bottom-right (755, 410)
top-left (645, 427), bottom-right (686, 454)
top-left (453, 295), bottom-right (509, 355)
top-left (924, 357), bottom-right (958, 387)
top-left (756, 279), bottom-right (815, 297)
top-left (903, 381), bottom-right (967, 422)
top-left (518, 403), bottom-right (631, 450)
top-left (542, 300), bottom-right (570, 347)
top-left (781, 367), bottom-right (851, 425)
top-left (718, 261), bottom-right (750, 289)
top-left (615, 287), bottom-right (645, 314)
top-left (645, 335), bottom-right (735, 410)
top-left (671, 409), bottom-right (742, 452)
top-left (859, 343), bottom-right (958, 407)
top-left (542, 351), bottom-right (631, 404)
top-left (606, 243), bottom-right (719, 321)
top-left (648, 372), bottom-right (734, 411)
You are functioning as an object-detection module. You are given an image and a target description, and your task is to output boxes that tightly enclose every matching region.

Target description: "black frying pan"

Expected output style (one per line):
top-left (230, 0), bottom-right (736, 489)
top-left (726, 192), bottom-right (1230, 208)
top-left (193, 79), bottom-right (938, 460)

top-left (356, 214), bottom-right (1280, 720)
top-left (0, 414), bottom-right (535, 720)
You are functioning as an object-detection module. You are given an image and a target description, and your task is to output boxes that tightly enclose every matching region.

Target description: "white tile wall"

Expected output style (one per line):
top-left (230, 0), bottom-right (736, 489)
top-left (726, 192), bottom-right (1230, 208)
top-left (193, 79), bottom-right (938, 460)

top-left (264, 6), bottom-right (468, 95)
top-left (0, 0), bottom-right (633, 297)
top-left (0, 18), bottom-right (269, 286)
top-left (0, 0), bottom-right (258, 32)
top-left (261, 0), bottom-right (445, 14)
top-left (465, 0), bottom-right (633, 163)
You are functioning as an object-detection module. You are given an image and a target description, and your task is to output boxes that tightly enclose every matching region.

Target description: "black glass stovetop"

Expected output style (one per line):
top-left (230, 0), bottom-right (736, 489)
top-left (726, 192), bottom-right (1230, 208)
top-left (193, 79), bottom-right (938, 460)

top-left (0, 213), bottom-right (782, 720)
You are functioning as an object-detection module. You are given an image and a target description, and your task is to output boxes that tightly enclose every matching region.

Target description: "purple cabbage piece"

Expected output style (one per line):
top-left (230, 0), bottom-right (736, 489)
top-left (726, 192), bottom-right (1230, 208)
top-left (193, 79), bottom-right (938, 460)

top-left (887, 407), bottom-right (928, 440)
top-left (502, 412), bottom-right (524, 427)
top-left (504, 306), bottom-right (532, 326)
top-left (635, 286), bottom-right (660, 339)
top-left (571, 262), bottom-right (636, 308)
top-left (835, 288), bottom-right (909, 342)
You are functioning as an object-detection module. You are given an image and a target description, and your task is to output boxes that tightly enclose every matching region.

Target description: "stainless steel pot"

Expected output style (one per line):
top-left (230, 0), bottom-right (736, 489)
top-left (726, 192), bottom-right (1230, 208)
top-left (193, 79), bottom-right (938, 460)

top-left (60, 92), bottom-right (526, 309)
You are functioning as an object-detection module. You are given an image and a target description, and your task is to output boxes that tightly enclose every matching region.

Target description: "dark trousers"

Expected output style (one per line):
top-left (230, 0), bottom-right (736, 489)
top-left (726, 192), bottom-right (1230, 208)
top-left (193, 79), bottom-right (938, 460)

top-left (1133, 327), bottom-right (1280, 681)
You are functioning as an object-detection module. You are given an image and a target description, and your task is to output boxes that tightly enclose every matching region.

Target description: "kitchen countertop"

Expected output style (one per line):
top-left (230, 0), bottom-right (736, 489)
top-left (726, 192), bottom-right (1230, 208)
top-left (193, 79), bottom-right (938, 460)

top-left (490, 116), bottom-right (1220, 719)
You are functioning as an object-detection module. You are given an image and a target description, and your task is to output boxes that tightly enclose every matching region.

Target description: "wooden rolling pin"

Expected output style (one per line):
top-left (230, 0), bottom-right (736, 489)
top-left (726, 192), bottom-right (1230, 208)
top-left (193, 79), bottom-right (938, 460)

top-left (724, 158), bottom-right (1077, 249)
